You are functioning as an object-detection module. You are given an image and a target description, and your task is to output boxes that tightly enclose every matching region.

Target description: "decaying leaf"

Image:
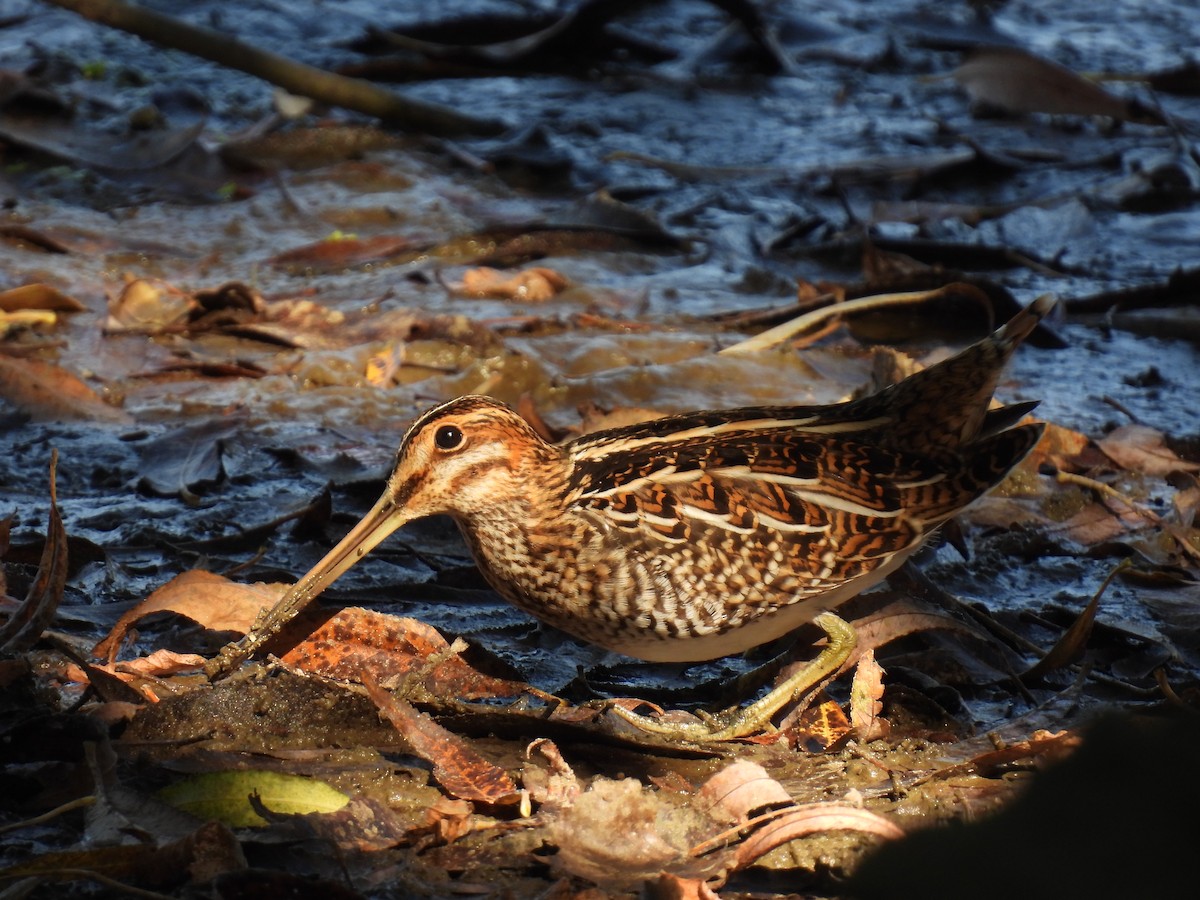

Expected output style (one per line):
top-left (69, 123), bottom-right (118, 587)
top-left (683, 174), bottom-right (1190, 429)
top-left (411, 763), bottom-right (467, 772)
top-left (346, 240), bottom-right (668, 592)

top-left (363, 673), bottom-right (521, 806)
top-left (545, 760), bottom-right (901, 891)
top-left (113, 648), bottom-right (208, 677)
top-left (784, 693), bottom-right (854, 751)
top-left (158, 770), bottom-right (350, 828)
top-left (93, 570), bottom-right (285, 663)
top-left (546, 776), bottom-right (718, 888)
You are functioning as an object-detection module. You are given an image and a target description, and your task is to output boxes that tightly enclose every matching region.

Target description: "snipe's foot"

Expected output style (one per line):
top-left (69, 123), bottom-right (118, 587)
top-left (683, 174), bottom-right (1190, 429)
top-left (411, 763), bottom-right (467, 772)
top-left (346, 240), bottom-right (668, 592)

top-left (609, 612), bottom-right (858, 742)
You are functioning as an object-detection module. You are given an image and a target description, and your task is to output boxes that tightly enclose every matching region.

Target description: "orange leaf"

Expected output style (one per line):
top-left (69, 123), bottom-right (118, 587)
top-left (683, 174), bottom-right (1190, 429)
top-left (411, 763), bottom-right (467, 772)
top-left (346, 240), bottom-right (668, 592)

top-left (94, 570), bottom-right (285, 663)
top-left (362, 674), bottom-right (520, 806)
top-left (281, 608), bottom-right (529, 700)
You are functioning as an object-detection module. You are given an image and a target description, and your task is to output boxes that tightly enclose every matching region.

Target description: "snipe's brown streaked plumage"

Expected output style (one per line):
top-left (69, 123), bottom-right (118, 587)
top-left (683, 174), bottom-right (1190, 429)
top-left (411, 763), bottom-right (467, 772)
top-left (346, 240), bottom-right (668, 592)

top-left (208, 296), bottom-right (1055, 739)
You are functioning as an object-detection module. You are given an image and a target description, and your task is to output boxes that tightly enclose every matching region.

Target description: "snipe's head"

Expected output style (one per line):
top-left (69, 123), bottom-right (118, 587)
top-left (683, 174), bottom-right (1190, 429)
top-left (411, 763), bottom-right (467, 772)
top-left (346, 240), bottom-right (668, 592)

top-left (275, 396), bottom-right (553, 610)
top-left (382, 395), bottom-right (556, 522)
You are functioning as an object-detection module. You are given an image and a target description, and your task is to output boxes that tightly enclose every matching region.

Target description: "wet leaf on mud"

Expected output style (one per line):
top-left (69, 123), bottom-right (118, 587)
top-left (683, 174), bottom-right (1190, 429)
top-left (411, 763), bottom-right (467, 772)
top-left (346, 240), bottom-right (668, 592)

top-left (0, 356), bottom-right (132, 423)
top-left (137, 418), bottom-right (243, 498)
top-left (853, 607), bottom-right (984, 661)
top-left (363, 673), bottom-right (521, 806)
top-left (953, 47), bottom-right (1158, 122)
top-left (158, 770), bottom-right (350, 827)
top-left (270, 233), bottom-right (431, 271)
top-left (93, 570), bottom-right (285, 663)
top-left (281, 608), bottom-right (529, 700)
top-left (0, 108), bottom-right (207, 170)
top-left (693, 761), bottom-right (903, 870)
top-left (1096, 424), bottom-right (1200, 476)
top-left (0, 450), bottom-right (67, 652)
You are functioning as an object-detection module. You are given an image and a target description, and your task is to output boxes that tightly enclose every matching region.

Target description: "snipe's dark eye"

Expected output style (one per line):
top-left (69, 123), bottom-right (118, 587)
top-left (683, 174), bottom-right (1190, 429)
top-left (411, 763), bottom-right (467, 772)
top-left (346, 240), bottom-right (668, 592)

top-left (434, 424), bottom-right (464, 450)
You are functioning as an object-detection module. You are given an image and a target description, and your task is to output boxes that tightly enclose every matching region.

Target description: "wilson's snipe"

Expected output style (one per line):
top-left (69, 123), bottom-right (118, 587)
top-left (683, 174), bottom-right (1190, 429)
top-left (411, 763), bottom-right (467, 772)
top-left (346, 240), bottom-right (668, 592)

top-left (208, 295), bottom-right (1054, 740)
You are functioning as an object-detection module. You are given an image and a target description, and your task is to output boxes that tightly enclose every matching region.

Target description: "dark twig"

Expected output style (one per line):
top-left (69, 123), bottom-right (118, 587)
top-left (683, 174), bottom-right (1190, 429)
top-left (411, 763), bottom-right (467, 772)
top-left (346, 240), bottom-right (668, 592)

top-left (43, 0), bottom-right (506, 136)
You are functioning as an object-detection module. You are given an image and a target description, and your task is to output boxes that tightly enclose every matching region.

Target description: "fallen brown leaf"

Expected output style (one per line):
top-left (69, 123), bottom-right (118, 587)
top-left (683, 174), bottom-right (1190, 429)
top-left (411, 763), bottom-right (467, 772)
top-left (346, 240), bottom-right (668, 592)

top-left (850, 649), bottom-right (890, 741)
top-left (362, 673), bottom-right (521, 806)
top-left (0, 356), bottom-right (132, 423)
top-left (271, 233), bottom-right (428, 270)
top-left (954, 47), bottom-right (1154, 121)
top-left (93, 570), bottom-right (285, 663)
top-left (0, 283), bottom-right (87, 313)
top-left (783, 693), bottom-right (853, 751)
top-left (281, 608), bottom-right (529, 699)
top-left (1097, 424), bottom-right (1200, 476)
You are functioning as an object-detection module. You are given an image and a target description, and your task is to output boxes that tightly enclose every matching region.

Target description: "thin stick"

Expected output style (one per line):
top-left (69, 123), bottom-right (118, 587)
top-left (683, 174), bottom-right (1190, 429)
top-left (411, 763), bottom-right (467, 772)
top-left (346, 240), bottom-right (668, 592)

top-left (719, 286), bottom-right (971, 356)
top-left (44, 0), bottom-right (505, 136)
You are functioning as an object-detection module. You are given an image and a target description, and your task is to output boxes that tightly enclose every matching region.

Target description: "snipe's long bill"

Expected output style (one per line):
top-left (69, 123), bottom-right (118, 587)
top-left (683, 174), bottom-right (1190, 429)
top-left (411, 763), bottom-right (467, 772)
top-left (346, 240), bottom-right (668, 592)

top-left (207, 295), bottom-right (1055, 739)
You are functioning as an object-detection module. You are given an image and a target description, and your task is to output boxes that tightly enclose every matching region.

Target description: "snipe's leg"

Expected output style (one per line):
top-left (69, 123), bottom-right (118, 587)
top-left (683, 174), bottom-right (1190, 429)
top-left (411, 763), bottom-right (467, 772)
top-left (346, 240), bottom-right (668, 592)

top-left (610, 612), bottom-right (857, 742)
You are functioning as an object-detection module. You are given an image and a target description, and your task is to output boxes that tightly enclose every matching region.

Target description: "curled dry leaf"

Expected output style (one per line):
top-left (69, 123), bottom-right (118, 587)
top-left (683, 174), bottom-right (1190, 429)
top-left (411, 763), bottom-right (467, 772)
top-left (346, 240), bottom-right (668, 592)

top-left (954, 47), bottom-right (1151, 121)
top-left (0, 450), bottom-right (67, 653)
top-left (93, 570), bottom-right (286, 663)
top-left (457, 266), bottom-right (568, 301)
top-left (548, 760), bottom-right (901, 892)
top-left (728, 802), bottom-right (903, 870)
top-left (113, 648), bottom-right (208, 677)
top-left (850, 649), bottom-right (890, 741)
top-left (105, 277), bottom-right (196, 333)
top-left (523, 738), bottom-right (581, 807)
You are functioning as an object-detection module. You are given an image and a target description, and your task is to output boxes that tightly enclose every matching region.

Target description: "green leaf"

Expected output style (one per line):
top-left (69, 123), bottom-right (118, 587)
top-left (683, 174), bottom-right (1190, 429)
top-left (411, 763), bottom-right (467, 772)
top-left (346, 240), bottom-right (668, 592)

top-left (158, 770), bottom-right (350, 827)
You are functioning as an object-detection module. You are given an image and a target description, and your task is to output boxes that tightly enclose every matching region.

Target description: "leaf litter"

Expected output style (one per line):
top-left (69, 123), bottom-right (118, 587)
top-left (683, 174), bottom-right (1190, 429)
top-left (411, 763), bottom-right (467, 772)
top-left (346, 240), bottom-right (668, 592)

top-left (3, 0), bottom-right (1200, 896)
